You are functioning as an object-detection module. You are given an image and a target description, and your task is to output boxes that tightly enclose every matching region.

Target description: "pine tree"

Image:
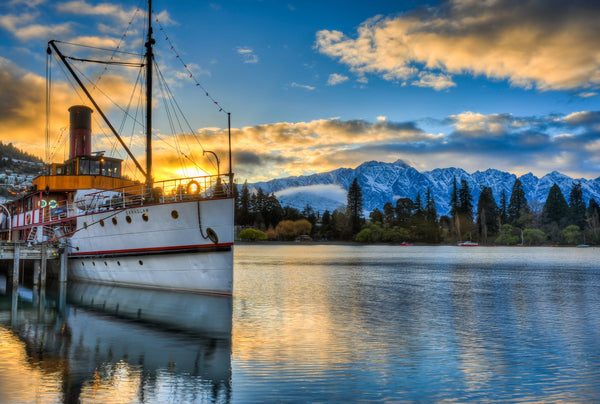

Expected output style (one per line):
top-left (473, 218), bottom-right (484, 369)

top-left (425, 188), bottom-right (437, 222)
top-left (395, 198), bottom-right (414, 226)
top-left (383, 202), bottom-right (395, 225)
top-left (449, 176), bottom-right (459, 218)
top-left (369, 208), bottom-right (384, 223)
top-left (457, 180), bottom-right (474, 220)
top-left (587, 199), bottom-right (600, 243)
top-left (568, 182), bottom-right (587, 229)
top-left (347, 178), bottom-right (364, 236)
top-left (499, 189), bottom-right (508, 225)
top-left (414, 192), bottom-right (423, 215)
top-left (541, 183), bottom-right (568, 227)
top-left (320, 210), bottom-right (334, 240)
top-left (237, 181), bottom-right (252, 226)
top-left (507, 178), bottom-right (529, 225)
top-left (455, 179), bottom-right (474, 240)
top-left (476, 186), bottom-right (499, 243)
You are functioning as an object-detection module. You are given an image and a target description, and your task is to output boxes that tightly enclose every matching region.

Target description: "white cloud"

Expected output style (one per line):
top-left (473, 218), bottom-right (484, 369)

top-left (236, 46), bottom-right (259, 64)
top-left (327, 73), bottom-right (349, 86)
top-left (411, 72), bottom-right (456, 91)
top-left (290, 82), bottom-right (315, 91)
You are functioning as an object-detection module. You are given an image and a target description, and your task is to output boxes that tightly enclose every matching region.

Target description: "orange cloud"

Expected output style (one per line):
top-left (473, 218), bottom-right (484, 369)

top-left (316, 0), bottom-right (600, 91)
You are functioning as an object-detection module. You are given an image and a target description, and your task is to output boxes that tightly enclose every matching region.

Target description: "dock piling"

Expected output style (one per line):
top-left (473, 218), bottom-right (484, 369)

top-left (59, 247), bottom-right (68, 283)
top-left (33, 260), bottom-right (40, 286)
top-left (41, 243), bottom-right (47, 289)
top-left (12, 243), bottom-right (20, 293)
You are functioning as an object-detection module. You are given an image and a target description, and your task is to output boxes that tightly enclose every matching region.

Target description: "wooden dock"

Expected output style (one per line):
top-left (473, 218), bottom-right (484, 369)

top-left (0, 241), bottom-right (67, 292)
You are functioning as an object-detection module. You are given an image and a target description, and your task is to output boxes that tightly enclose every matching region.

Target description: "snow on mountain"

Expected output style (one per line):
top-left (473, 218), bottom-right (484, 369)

top-left (248, 160), bottom-right (600, 216)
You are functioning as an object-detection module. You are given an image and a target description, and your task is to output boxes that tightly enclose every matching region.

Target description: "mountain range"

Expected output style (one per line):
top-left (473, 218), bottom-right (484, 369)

top-left (249, 160), bottom-right (600, 216)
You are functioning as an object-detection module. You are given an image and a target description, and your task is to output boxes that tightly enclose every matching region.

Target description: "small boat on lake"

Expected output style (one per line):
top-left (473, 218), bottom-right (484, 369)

top-left (457, 241), bottom-right (478, 247)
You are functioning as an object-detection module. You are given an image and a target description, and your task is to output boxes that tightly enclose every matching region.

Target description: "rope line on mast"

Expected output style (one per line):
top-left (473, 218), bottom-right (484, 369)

top-left (153, 13), bottom-right (230, 115)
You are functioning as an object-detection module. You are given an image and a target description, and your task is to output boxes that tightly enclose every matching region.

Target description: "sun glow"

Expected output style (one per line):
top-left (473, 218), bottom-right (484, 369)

top-left (174, 166), bottom-right (212, 179)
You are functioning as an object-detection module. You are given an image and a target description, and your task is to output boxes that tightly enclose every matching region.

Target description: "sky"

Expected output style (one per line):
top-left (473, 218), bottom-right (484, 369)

top-left (0, 0), bottom-right (599, 184)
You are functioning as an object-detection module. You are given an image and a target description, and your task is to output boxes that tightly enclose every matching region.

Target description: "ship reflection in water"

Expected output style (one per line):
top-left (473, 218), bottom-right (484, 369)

top-left (0, 276), bottom-right (232, 403)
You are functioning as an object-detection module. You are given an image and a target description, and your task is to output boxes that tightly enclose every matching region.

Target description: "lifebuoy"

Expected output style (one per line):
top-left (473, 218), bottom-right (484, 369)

top-left (187, 180), bottom-right (200, 194)
top-left (26, 213), bottom-right (32, 225)
top-left (206, 227), bottom-right (219, 244)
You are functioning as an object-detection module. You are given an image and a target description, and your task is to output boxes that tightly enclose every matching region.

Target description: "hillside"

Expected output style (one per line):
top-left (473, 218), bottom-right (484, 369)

top-left (0, 141), bottom-right (43, 174)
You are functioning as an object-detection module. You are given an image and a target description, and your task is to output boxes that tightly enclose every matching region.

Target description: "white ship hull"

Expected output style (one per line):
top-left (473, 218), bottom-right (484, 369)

top-left (67, 198), bottom-right (234, 294)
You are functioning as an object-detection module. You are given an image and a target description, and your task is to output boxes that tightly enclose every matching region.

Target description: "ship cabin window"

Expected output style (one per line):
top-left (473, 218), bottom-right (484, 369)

top-left (78, 158), bottom-right (101, 175)
top-left (70, 157), bottom-right (121, 177)
top-left (101, 159), bottom-right (121, 178)
top-left (49, 163), bottom-right (66, 175)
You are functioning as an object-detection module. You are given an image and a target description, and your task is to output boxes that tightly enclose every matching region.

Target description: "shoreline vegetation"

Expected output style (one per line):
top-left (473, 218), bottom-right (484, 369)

top-left (235, 240), bottom-right (596, 248)
top-left (235, 177), bottom-right (599, 247)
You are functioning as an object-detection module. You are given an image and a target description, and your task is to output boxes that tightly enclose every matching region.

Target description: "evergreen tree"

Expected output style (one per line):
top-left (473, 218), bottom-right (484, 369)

top-left (237, 181), bottom-right (252, 226)
top-left (395, 198), bottom-right (414, 227)
top-left (568, 182), bottom-right (586, 229)
top-left (282, 206), bottom-right (302, 221)
top-left (541, 183), bottom-right (568, 227)
top-left (455, 179), bottom-right (474, 240)
top-left (458, 180), bottom-right (474, 219)
top-left (423, 188), bottom-right (440, 242)
top-left (476, 186), bottom-right (499, 243)
top-left (369, 208), bottom-right (384, 223)
top-left (302, 203), bottom-right (318, 232)
top-left (265, 193), bottom-right (283, 229)
top-left (383, 202), bottom-right (395, 225)
top-left (320, 210), bottom-right (334, 240)
top-left (449, 176), bottom-right (459, 218)
top-left (414, 192), bottom-right (423, 215)
top-left (587, 199), bottom-right (600, 244)
top-left (347, 178), bottom-right (364, 236)
top-left (252, 187), bottom-right (267, 228)
top-left (499, 189), bottom-right (508, 225)
top-left (425, 188), bottom-right (437, 223)
top-left (507, 178), bottom-right (530, 225)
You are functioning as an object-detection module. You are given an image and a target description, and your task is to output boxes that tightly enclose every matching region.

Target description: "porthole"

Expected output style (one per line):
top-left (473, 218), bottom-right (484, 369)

top-left (142, 213), bottom-right (149, 222)
top-left (99, 219), bottom-right (105, 227)
top-left (126, 215), bottom-right (132, 223)
top-left (139, 260), bottom-right (144, 265)
top-left (112, 217), bottom-right (118, 225)
top-left (171, 210), bottom-right (179, 219)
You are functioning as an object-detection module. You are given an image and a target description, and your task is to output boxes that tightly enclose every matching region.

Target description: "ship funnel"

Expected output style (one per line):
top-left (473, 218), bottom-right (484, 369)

top-left (69, 105), bottom-right (93, 159)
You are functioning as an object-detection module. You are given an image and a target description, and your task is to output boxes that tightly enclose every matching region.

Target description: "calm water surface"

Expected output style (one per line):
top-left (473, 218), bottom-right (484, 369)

top-left (1, 245), bottom-right (599, 403)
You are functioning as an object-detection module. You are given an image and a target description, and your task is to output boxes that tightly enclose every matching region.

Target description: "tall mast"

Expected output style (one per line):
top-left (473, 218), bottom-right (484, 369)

top-left (145, 0), bottom-right (154, 187)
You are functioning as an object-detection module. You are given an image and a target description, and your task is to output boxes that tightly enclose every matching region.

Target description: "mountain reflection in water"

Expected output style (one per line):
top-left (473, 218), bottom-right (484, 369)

top-left (0, 277), bottom-right (232, 403)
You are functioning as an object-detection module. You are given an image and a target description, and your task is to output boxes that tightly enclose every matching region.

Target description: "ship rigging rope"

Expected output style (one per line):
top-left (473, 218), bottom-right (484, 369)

top-left (153, 12), bottom-right (229, 115)
top-left (64, 55), bottom-right (144, 67)
top-left (153, 59), bottom-right (219, 175)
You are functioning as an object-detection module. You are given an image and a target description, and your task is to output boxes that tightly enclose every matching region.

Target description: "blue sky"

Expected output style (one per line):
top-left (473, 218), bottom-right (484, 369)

top-left (0, 0), bottom-right (599, 183)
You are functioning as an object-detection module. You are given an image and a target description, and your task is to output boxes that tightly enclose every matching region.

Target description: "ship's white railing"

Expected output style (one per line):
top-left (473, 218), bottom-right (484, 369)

top-left (78, 174), bottom-right (233, 214)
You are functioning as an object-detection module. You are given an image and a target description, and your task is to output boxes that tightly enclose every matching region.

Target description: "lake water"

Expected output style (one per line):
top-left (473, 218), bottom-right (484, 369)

top-left (1, 245), bottom-right (599, 403)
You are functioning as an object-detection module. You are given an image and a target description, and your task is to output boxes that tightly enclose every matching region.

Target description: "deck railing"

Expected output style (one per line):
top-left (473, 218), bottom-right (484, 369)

top-left (76, 173), bottom-right (233, 214)
top-left (1, 174), bottom-right (234, 239)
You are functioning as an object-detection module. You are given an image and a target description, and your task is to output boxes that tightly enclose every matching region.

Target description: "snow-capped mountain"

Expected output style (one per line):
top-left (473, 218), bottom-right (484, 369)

top-left (248, 160), bottom-right (600, 216)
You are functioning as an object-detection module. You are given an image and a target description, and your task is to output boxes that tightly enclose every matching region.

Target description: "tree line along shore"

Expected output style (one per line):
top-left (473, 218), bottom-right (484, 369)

top-left (235, 178), bottom-right (598, 246)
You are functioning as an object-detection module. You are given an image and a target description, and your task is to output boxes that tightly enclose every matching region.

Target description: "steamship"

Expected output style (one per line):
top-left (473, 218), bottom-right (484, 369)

top-left (0, 1), bottom-right (234, 295)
